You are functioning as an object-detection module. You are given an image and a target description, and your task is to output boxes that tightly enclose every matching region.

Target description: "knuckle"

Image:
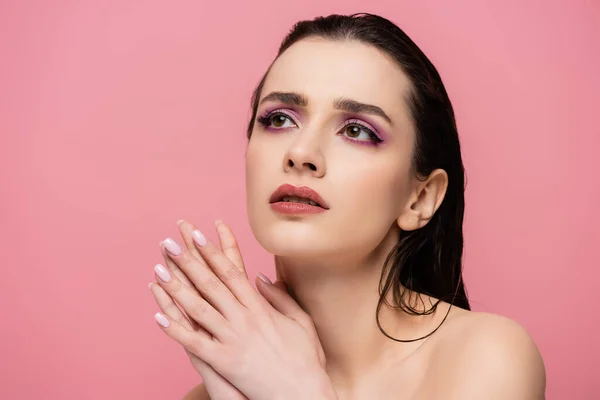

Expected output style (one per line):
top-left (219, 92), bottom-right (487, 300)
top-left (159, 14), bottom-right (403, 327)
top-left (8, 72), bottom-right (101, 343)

top-left (175, 313), bottom-right (190, 326)
top-left (297, 313), bottom-right (314, 329)
top-left (201, 276), bottom-right (221, 292)
top-left (189, 340), bottom-right (205, 358)
top-left (169, 277), bottom-right (184, 293)
top-left (238, 311), bottom-right (264, 332)
top-left (242, 313), bottom-right (256, 328)
top-left (225, 236), bottom-right (239, 248)
top-left (189, 298), bottom-right (209, 319)
top-left (179, 252), bottom-right (199, 270)
top-left (234, 311), bottom-right (252, 329)
top-left (222, 264), bottom-right (241, 281)
top-left (204, 246), bottom-right (220, 258)
top-left (164, 302), bottom-right (181, 317)
top-left (257, 300), bottom-right (275, 316)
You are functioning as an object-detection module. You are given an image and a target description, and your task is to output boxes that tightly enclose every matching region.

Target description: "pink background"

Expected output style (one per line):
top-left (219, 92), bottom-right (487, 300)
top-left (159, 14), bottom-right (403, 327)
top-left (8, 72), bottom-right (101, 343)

top-left (1, 1), bottom-right (598, 399)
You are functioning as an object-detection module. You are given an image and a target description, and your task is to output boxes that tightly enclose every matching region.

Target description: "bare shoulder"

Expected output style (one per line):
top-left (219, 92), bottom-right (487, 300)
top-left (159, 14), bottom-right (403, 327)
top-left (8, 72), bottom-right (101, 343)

top-left (430, 310), bottom-right (546, 399)
top-left (182, 383), bottom-right (210, 400)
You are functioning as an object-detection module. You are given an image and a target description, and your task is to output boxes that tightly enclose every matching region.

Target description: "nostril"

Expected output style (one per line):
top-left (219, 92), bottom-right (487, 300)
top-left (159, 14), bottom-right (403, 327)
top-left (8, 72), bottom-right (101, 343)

top-left (287, 159), bottom-right (318, 172)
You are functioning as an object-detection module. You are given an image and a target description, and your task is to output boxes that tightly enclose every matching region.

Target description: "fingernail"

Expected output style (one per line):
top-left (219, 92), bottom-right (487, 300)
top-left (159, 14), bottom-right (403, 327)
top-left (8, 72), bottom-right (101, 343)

top-left (192, 229), bottom-right (207, 247)
top-left (215, 219), bottom-right (223, 226)
top-left (154, 312), bottom-right (170, 327)
top-left (148, 282), bottom-right (153, 289)
top-left (154, 263), bottom-right (171, 282)
top-left (162, 238), bottom-right (181, 256)
top-left (177, 219), bottom-right (185, 226)
top-left (257, 273), bottom-right (272, 284)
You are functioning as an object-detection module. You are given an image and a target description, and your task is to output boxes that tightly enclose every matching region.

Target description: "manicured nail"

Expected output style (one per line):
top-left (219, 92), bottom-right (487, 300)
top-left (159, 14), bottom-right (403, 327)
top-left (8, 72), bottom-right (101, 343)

top-left (192, 229), bottom-right (207, 247)
top-left (162, 238), bottom-right (181, 256)
top-left (148, 282), bottom-right (153, 289)
top-left (177, 219), bottom-right (185, 226)
top-left (215, 219), bottom-right (223, 226)
top-left (257, 273), bottom-right (272, 284)
top-left (154, 312), bottom-right (170, 327)
top-left (154, 264), bottom-right (171, 282)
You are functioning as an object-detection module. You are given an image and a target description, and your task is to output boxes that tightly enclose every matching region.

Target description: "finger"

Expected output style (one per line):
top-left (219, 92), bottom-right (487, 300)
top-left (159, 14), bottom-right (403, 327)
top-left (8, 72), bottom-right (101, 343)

top-left (255, 275), bottom-right (312, 328)
top-left (153, 311), bottom-right (219, 365)
top-left (255, 276), bottom-right (326, 365)
top-left (154, 263), bottom-right (233, 340)
top-left (177, 219), bottom-right (249, 312)
top-left (178, 219), bottom-right (247, 278)
top-left (214, 220), bottom-right (246, 275)
top-left (149, 281), bottom-right (196, 331)
top-left (160, 242), bottom-right (207, 332)
top-left (160, 243), bottom-right (206, 330)
top-left (160, 241), bottom-right (201, 297)
top-left (192, 235), bottom-right (263, 311)
top-left (161, 236), bottom-right (245, 320)
top-left (149, 277), bottom-right (245, 398)
top-left (149, 284), bottom-right (243, 398)
top-left (273, 280), bottom-right (287, 292)
top-left (177, 219), bottom-right (215, 273)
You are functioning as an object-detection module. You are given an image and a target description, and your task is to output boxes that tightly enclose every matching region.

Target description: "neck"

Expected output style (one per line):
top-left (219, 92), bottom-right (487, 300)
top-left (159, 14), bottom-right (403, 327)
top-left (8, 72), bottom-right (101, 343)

top-left (274, 226), bottom-right (444, 388)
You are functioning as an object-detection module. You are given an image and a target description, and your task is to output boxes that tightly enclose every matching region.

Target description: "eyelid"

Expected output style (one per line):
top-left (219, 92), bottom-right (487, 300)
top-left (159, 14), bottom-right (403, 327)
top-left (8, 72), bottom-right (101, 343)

top-left (262, 107), bottom-right (301, 124)
top-left (343, 118), bottom-right (376, 132)
top-left (259, 108), bottom-right (384, 142)
top-left (340, 118), bottom-right (382, 140)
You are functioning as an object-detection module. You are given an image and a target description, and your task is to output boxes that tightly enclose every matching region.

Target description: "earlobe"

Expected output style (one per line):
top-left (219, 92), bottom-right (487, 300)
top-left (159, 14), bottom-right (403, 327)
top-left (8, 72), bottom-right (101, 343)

top-left (396, 169), bottom-right (448, 231)
top-left (396, 209), bottom-right (420, 232)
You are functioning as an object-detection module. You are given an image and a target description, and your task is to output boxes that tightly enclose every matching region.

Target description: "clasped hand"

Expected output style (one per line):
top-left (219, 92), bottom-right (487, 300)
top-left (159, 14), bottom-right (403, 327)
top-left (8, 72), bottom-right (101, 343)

top-left (148, 219), bottom-right (336, 400)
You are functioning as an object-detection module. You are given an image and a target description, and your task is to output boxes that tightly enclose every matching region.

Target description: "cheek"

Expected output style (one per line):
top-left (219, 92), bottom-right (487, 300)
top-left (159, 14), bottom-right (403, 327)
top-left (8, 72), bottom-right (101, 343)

top-left (326, 158), bottom-right (411, 251)
top-left (245, 143), bottom-right (265, 241)
top-left (331, 156), bottom-right (408, 216)
top-left (245, 137), bottom-right (277, 188)
top-left (245, 141), bottom-right (266, 206)
top-left (245, 137), bottom-right (280, 224)
top-left (349, 175), bottom-right (406, 237)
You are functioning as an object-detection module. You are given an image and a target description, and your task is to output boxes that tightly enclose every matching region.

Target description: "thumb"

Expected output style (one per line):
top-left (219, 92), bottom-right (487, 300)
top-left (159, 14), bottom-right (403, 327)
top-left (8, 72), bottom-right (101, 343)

top-left (256, 275), bottom-right (327, 367)
top-left (256, 273), bottom-right (325, 367)
top-left (255, 274), bottom-right (305, 322)
top-left (273, 279), bottom-right (288, 292)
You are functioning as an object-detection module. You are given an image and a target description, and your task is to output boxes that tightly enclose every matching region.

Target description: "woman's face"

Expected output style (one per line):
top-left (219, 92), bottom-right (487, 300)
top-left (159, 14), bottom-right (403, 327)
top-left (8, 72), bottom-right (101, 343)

top-left (246, 37), bottom-right (418, 262)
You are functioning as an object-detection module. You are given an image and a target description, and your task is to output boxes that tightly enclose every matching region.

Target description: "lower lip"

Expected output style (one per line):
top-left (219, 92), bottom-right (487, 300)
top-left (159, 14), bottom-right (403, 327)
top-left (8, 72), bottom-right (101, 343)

top-left (270, 202), bottom-right (327, 214)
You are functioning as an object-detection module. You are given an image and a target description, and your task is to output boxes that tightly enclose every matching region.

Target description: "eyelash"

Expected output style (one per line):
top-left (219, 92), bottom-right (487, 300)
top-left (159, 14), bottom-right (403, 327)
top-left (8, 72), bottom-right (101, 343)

top-left (256, 111), bottom-right (384, 145)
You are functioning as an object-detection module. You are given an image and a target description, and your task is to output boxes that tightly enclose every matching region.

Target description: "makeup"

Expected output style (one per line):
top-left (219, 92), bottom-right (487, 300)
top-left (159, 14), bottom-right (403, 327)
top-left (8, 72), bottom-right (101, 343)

top-left (270, 202), bottom-right (327, 215)
top-left (256, 107), bottom-right (388, 146)
top-left (269, 183), bottom-right (329, 215)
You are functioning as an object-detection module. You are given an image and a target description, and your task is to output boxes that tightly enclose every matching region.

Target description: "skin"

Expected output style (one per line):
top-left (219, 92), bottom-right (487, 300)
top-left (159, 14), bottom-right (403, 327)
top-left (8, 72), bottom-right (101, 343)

top-left (150, 37), bottom-right (546, 399)
top-left (152, 221), bottom-right (334, 400)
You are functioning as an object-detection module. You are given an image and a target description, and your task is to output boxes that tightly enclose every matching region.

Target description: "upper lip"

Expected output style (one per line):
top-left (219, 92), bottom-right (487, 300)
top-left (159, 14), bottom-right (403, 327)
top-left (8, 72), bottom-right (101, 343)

top-left (269, 183), bottom-right (329, 209)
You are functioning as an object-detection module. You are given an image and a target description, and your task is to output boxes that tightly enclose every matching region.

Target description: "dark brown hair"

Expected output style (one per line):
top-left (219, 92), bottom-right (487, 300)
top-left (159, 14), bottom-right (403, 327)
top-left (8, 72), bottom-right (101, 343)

top-left (246, 13), bottom-right (469, 342)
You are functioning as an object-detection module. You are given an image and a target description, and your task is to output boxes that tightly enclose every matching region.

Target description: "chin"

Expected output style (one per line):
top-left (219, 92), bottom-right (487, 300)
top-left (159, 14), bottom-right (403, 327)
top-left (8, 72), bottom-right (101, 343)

top-left (249, 215), bottom-right (334, 257)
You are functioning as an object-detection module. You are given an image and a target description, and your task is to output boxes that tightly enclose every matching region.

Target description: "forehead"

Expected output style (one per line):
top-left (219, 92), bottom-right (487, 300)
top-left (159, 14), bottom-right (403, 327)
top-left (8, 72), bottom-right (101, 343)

top-left (262, 37), bottom-right (413, 123)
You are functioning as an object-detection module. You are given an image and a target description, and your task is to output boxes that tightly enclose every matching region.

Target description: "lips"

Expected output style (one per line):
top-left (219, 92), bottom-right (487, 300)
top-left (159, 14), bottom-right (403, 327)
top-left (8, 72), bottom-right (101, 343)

top-left (269, 183), bottom-right (329, 209)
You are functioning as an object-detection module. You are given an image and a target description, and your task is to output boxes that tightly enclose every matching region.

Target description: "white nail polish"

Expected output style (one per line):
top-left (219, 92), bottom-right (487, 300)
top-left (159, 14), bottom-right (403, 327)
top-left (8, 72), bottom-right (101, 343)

top-left (192, 229), bottom-right (207, 247)
top-left (154, 312), bottom-right (170, 328)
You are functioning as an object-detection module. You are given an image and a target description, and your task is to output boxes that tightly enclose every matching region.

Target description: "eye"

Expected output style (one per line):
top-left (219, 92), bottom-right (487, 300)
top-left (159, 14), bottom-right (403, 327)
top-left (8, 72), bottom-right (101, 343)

top-left (341, 122), bottom-right (382, 144)
top-left (257, 111), bottom-right (297, 129)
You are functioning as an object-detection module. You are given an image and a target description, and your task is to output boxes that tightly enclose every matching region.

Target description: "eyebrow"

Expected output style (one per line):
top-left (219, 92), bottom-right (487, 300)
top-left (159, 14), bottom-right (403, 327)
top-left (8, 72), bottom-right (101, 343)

top-left (259, 91), bottom-right (394, 126)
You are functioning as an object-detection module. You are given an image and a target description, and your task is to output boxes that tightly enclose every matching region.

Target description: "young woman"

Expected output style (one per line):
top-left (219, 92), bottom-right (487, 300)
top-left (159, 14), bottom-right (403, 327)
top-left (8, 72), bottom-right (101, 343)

top-left (149, 13), bottom-right (546, 399)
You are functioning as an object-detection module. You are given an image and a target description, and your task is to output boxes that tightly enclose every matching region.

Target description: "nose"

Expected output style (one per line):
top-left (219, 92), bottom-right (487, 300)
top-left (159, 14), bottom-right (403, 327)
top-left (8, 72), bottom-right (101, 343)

top-left (283, 134), bottom-right (326, 178)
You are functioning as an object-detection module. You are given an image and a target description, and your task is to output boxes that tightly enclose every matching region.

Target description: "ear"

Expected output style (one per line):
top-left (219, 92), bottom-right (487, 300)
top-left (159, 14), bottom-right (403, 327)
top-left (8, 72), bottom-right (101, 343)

top-left (397, 168), bottom-right (448, 231)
